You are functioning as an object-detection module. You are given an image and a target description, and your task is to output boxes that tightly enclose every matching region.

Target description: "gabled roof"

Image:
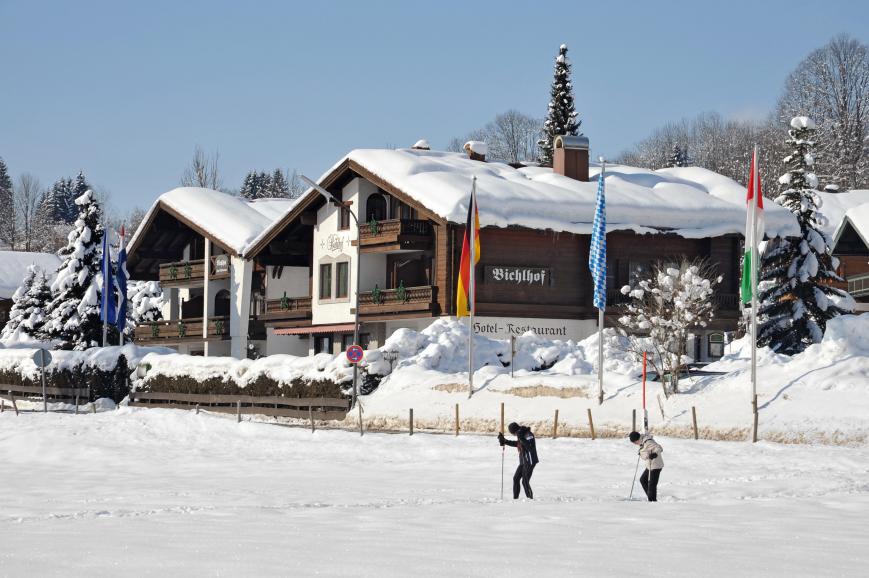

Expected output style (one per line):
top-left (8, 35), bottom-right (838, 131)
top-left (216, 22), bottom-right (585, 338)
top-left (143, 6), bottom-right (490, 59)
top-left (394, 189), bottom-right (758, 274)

top-left (833, 202), bottom-right (869, 250)
top-left (128, 187), bottom-right (303, 258)
top-left (250, 148), bottom-right (800, 255)
top-left (0, 251), bottom-right (61, 300)
top-left (816, 189), bottom-right (869, 237)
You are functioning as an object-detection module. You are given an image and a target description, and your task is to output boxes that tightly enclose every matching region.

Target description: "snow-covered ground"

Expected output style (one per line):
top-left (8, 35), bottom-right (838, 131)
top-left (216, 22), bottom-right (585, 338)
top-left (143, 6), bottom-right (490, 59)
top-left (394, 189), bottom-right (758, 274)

top-left (358, 314), bottom-right (869, 444)
top-left (1, 408), bottom-right (867, 576)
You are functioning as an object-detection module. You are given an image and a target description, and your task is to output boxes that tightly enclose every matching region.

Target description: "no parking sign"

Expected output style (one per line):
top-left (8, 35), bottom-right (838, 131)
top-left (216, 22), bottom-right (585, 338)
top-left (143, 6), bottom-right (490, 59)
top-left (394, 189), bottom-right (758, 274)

top-left (346, 344), bottom-right (364, 364)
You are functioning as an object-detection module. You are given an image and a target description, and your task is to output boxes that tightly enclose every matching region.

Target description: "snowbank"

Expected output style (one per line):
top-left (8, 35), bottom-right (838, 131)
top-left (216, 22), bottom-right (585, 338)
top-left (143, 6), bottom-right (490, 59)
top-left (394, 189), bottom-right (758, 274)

top-left (0, 343), bottom-right (172, 381)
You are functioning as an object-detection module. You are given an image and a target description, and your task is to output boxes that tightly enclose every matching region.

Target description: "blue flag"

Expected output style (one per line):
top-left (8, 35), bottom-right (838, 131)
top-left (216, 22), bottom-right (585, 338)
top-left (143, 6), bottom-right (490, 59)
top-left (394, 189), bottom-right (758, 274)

top-left (100, 229), bottom-right (116, 325)
top-left (115, 226), bottom-right (128, 334)
top-left (588, 166), bottom-right (607, 311)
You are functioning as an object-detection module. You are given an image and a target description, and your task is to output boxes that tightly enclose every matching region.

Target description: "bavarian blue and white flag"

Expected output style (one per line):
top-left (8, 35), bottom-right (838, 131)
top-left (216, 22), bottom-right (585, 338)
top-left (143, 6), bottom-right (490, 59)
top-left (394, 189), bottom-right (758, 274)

top-left (588, 165), bottom-right (607, 311)
top-left (115, 225), bottom-right (128, 335)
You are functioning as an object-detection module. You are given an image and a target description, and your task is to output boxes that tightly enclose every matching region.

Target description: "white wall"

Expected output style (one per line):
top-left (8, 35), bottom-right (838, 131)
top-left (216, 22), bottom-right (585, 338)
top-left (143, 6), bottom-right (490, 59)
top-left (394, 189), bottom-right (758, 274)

top-left (312, 177), bottom-right (380, 326)
top-left (266, 266), bottom-right (309, 299)
top-left (265, 328), bottom-right (311, 356)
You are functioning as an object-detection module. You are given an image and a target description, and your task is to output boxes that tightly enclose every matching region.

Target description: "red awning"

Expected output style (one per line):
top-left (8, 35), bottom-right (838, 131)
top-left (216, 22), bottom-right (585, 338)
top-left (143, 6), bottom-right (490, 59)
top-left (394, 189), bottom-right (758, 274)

top-left (273, 323), bottom-right (355, 336)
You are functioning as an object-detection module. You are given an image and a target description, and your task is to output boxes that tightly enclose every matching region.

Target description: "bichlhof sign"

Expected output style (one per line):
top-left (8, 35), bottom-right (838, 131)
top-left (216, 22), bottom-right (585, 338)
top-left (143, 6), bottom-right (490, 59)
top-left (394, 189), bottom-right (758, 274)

top-left (320, 233), bottom-right (350, 254)
top-left (212, 254), bottom-right (230, 275)
top-left (484, 266), bottom-right (551, 287)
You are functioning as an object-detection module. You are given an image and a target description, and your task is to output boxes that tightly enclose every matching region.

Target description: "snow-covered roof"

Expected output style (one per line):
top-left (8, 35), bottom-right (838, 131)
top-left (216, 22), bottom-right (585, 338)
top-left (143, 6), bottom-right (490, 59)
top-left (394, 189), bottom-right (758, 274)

top-left (311, 148), bottom-right (800, 238)
top-left (833, 202), bottom-right (869, 249)
top-left (129, 188), bottom-right (303, 257)
top-left (817, 189), bottom-right (869, 237)
top-left (0, 251), bottom-right (61, 300)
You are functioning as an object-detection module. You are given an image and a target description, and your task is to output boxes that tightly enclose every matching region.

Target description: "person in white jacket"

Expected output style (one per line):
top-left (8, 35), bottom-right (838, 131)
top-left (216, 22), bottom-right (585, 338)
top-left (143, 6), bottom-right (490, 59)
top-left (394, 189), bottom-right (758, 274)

top-left (629, 431), bottom-right (664, 502)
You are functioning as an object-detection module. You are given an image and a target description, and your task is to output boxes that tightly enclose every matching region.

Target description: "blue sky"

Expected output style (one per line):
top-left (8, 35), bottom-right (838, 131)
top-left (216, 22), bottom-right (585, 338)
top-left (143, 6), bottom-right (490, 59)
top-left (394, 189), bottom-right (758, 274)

top-left (2, 0), bottom-right (868, 214)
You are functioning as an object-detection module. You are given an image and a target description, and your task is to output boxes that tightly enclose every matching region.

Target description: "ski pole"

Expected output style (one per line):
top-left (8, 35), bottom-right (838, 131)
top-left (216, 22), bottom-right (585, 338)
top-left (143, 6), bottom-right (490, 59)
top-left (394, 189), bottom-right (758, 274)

top-left (500, 445), bottom-right (505, 500)
top-left (628, 454), bottom-right (641, 501)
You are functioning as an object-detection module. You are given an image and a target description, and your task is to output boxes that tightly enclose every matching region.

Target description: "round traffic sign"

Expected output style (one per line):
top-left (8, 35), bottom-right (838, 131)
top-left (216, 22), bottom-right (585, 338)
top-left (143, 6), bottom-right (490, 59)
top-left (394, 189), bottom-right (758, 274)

top-left (32, 348), bottom-right (52, 368)
top-left (346, 344), bottom-right (364, 364)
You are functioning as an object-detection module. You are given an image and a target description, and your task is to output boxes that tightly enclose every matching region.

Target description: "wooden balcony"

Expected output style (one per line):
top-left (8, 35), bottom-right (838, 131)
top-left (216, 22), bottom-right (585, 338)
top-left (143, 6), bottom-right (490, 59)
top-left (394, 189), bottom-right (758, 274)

top-left (133, 316), bottom-right (229, 344)
top-left (158, 256), bottom-right (231, 288)
top-left (358, 284), bottom-right (437, 316)
top-left (354, 219), bottom-right (433, 253)
top-left (848, 273), bottom-right (869, 298)
top-left (262, 295), bottom-right (313, 320)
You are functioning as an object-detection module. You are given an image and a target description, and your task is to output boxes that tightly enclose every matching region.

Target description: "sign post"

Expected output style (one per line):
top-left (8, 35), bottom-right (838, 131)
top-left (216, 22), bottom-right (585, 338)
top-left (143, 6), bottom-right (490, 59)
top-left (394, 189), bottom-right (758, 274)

top-left (33, 348), bottom-right (52, 414)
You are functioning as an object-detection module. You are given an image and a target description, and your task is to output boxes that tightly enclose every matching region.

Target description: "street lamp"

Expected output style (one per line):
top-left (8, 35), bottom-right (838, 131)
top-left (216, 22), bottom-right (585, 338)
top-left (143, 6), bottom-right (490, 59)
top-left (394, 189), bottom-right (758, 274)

top-left (301, 175), bottom-right (364, 436)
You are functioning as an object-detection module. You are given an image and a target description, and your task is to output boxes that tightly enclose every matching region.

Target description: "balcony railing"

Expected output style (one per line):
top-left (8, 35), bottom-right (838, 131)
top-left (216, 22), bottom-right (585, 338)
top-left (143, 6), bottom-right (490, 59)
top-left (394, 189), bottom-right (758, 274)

top-left (133, 316), bottom-right (229, 343)
top-left (358, 284), bottom-right (436, 315)
top-left (263, 295), bottom-right (313, 319)
top-left (356, 218), bottom-right (433, 251)
top-left (158, 257), bottom-right (231, 287)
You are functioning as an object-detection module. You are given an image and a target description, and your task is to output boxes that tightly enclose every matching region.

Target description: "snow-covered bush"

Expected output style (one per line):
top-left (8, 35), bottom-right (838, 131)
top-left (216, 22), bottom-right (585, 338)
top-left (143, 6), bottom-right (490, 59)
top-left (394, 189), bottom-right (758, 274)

top-left (758, 116), bottom-right (855, 354)
top-left (618, 258), bottom-right (722, 395)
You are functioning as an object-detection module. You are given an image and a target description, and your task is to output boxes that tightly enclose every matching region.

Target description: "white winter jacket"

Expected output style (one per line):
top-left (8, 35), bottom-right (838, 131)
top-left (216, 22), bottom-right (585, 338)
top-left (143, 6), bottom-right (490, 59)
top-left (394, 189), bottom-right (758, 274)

top-left (638, 434), bottom-right (664, 470)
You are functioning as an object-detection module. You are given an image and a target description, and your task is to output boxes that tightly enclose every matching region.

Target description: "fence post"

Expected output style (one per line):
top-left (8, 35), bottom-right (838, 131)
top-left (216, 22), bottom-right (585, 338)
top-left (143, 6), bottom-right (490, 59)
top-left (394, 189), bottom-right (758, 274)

top-left (11, 392), bottom-right (19, 416)
top-left (691, 406), bottom-right (699, 440)
top-left (632, 408), bottom-right (636, 432)
top-left (752, 395), bottom-right (759, 443)
top-left (237, 400), bottom-right (241, 423)
top-left (75, 395), bottom-right (79, 415)
top-left (587, 408), bottom-right (596, 440)
top-left (553, 409), bottom-right (559, 439)
top-left (657, 394), bottom-right (665, 420)
top-left (196, 403), bottom-right (200, 415)
top-left (91, 401), bottom-right (96, 415)
top-left (409, 408), bottom-right (414, 436)
top-left (455, 403), bottom-right (460, 436)
top-left (500, 401), bottom-right (505, 434)
top-left (309, 406), bottom-right (315, 433)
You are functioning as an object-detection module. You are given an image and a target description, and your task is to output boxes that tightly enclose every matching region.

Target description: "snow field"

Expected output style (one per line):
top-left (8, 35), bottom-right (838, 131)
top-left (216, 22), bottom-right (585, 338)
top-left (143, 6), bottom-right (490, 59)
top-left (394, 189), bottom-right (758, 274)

top-left (0, 408), bottom-right (867, 577)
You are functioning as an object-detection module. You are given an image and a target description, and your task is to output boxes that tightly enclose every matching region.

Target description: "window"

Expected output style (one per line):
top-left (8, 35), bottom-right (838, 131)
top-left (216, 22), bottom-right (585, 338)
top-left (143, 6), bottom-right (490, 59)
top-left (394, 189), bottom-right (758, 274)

top-left (366, 193), bottom-right (387, 222)
top-left (315, 335), bottom-right (333, 354)
top-left (708, 333), bottom-right (725, 359)
top-left (629, 261), bottom-right (650, 285)
top-left (339, 206), bottom-right (351, 230)
top-left (336, 261), bottom-right (350, 298)
top-left (214, 290), bottom-right (231, 316)
top-left (319, 264), bottom-right (332, 299)
top-left (341, 333), bottom-right (355, 350)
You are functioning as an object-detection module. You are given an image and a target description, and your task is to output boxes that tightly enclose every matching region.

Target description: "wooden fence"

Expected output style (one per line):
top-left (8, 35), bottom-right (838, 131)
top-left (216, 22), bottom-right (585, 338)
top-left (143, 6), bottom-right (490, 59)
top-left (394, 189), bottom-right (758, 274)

top-left (1, 384), bottom-right (92, 415)
top-left (128, 391), bottom-right (351, 421)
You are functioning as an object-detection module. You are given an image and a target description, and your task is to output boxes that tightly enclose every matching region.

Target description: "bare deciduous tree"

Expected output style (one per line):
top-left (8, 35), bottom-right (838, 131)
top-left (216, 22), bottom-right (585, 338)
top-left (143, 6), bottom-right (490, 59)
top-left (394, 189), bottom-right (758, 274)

top-left (15, 174), bottom-right (43, 252)
top-left (448, 110), bottom-right (542, 163)
top-left (778, 34), bottom-right (869, 191)
top-left (180, 145), bottom-right (223, 190)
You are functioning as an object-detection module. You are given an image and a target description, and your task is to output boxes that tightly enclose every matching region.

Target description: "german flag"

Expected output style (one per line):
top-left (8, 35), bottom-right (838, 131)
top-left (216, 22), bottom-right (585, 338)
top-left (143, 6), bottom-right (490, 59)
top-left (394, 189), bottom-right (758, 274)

top-left (456, 182), bottom-right (480, 318)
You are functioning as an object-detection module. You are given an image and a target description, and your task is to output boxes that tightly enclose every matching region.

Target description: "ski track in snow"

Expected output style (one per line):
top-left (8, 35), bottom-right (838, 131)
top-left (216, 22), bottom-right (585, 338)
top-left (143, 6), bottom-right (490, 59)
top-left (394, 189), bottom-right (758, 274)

top-left (1, 407), bottom-right (867, 577)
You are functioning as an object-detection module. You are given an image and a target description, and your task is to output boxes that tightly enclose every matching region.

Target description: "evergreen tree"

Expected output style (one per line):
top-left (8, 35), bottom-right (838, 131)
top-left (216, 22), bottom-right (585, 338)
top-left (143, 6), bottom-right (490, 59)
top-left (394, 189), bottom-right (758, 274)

top-left (43, 189), bottom-right (106, 350)
top-left (239, 171), bottom-right (256, 199)
top-left (41, 177), bottom-right (76, 224)
top-left (538, 44), bottom-right (581, 167)
top-left (757, 116), bottom-right (854, 355)
top-left (666, 144), bottom-right (690, 168)
top-left (1, 265), bottom-right (36, 341)
top-left (269, 169), bottom-right (289, 197)
top-left (257, 171), bottom-right (271, 198)
top-left (0, 157), bottom-right (14, 248)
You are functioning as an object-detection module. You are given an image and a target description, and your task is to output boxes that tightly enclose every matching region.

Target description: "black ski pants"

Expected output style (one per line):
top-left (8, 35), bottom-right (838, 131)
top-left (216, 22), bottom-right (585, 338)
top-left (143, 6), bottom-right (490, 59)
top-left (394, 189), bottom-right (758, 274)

top-left (640, 468), bottom-right (662, 502)
top-left (513, 462), bottom-right (535, 499)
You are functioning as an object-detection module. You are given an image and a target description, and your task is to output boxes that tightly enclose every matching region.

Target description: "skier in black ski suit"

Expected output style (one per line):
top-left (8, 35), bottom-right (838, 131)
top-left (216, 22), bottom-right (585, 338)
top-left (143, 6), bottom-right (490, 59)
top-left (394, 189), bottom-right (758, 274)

top-left (498, 422), bottom-right (539, 499)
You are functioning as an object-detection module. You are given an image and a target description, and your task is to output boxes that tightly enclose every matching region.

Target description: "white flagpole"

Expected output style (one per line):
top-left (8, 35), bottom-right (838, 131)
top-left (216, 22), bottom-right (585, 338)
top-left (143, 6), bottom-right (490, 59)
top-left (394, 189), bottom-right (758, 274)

top-left (597, 160), bottom-right (606, 406)
top-left (750, 146), bottom-right (759, 403)
top-left (101, 222), bottom-right (109, 348)
top-left (119, 226), bottom-right (125, 348)
top-left (468, 177), bottom-right (477, 399)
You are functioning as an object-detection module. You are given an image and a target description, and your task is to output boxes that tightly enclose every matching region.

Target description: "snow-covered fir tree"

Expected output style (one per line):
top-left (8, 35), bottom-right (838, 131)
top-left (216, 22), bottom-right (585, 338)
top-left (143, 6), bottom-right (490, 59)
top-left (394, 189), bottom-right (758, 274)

top-left (1, 265), bottom-right (36, 341)
top-left (0, 157), bottom-right (14, 248)
top-left (269, 169), bottom-right (289, 197)
top-left (128, 280), bottom-right (164, 326)
top-left (239, 171), bottom-right (274, 199)
top-left (757, 116), bottom-right (855, 355)
top-left (618, 259), bottom-right (722, 394)
top-left (537, 44), bottom-right (581, 167)
top-left (666, 144), bottom-right (690, 168)
top-left (1, 265), bottom-right (53, 342)
top-left (41, 177), bottom-right (76, 224)
top-left (43, 189), bottom-right (106, 350)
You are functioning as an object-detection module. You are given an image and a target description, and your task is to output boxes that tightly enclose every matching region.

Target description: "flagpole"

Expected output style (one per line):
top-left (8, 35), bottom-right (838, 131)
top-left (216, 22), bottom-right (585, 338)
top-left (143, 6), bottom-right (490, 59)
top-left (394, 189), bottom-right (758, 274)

top-left (119, 225), bottom-right (125, 347)
top-left (468, 177), bottom-right (476, 399)
top-left (597, 160), bottom-right (606, 406)
top-left (101, 222), bottom-right (108, 348)
top-left (750, 146), bottom-right (759, 404)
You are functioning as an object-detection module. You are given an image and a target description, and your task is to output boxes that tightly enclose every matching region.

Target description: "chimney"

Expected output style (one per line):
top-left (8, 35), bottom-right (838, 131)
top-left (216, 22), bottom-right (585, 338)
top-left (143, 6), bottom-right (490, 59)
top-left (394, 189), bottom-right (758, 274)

top-left (411, 139), bottom-right (431, 150)
top-left (553, 135), bottom-right (589, 181)
top-left (463, 140), bottom-right (487, 162)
